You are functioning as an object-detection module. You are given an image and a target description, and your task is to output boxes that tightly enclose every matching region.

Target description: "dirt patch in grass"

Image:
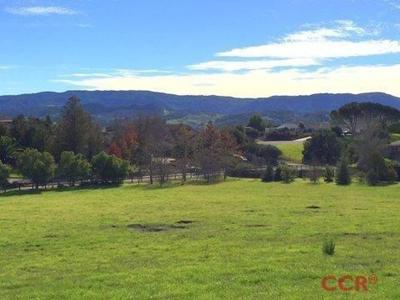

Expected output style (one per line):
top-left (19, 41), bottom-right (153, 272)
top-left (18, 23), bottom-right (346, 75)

top-left (245, 224), bottom-right (269, 228)
top-left (43, 234), bottom-right (58, 239)
top-left (127, 223), bottom-right (187, 232)
top-left (244, 209), bottom-right (257, 213)
top-left (176, 220), bottom-right (194, 224)
top-left (306, 205), bottom-right (321, 209)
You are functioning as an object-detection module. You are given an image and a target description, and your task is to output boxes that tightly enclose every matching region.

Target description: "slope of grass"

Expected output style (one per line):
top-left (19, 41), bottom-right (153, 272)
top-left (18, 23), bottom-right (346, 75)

top-left (390, 133), bottom-right (400, 143)
top-left (276, 142), bottom-right (304, 163)
top-left (0, 180), bottom-right (399, 299)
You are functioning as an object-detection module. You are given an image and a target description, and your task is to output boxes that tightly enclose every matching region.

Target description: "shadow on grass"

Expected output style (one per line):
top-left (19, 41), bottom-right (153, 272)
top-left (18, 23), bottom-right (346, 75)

top-left (0, 183), bottom-right (123, 198)
top-left (1, 177), bottom-right (248, 197)
top-left (125, 178), bottom-right (231, 191)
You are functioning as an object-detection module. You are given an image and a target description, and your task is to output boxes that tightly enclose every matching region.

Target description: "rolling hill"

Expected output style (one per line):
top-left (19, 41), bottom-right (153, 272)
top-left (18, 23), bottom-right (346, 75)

top-left (0, 90), bottom-right (399, 126)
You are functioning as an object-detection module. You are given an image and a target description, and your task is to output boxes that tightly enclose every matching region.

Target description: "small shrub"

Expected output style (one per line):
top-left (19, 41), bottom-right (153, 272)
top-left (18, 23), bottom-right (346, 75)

top-left (274, 166), bottom-right (282, 181)
top-left (0, 162), bottom-right (10, 191)
top-left (387, 165), bottom-right (398, 183)
top-left (324, 166), bottom-right (335, 183)
top-left (322, 239), bottom-right (335, 256)
top-left (297, 168), bottom-right (305, 179)
top-left (336, 157), bottom-right (351, 185)
top-left (308, 165), bottom-right (321, 184)
top-left (366, 170), bottom-right (380, 186)
top-left (262, 165), bottom-right (274, 182)
top-left (281, 164), bottom-right (295, 183)
top-left (228, 162), bottom-right (262, 178)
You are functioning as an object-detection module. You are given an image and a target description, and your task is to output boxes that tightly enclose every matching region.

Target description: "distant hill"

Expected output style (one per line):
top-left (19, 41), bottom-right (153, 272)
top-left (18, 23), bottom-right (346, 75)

top-left (0, 90), bottom-right (399, 126)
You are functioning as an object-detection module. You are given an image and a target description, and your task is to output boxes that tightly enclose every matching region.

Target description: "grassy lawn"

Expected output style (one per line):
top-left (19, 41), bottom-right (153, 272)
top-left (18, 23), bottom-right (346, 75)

top-left (390, 133), bottom-right (400, 143)
top-left (0, 180), bottom-right (399, 299)
top-left (276, 143), bottom-right (304, 163)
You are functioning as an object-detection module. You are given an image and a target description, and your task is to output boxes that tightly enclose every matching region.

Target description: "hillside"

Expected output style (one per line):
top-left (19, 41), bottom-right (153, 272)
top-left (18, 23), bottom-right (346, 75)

top-left (0, 90), bottom-right (399, 125)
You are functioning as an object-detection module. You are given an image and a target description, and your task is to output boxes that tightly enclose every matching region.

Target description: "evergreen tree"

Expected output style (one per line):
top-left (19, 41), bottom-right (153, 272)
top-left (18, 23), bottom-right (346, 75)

top-left (55, 97), bottom-right (103, 158)
top-left (336, 157), bottom-right (351, 185)
top-left (324, 166), bottom-right (335, 183)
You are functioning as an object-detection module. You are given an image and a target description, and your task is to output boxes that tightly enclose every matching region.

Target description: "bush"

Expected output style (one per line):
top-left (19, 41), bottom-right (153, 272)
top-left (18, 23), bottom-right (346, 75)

top-left (308, 165), bottom-right (321, 184)
top-left (0, 162), bottom-right (10, 191)
top-left (297, 168), bottom-right (306, 179)
top-left (364, 152), bottom-right (390, 186)
top-left (91, 152), bottom-right (129, 184)
top-left (387, 166), bottom-right (399, 183)
top-left (17, 149), bottom-right (56, 189)
top-left (389, 161), bottom-right (400, 181)
top-left (274, 165), bottom-right (282, 181)
top-left (262, 165), bottom-right (274, 182)
top-left (303, 129), bottom-right (342, 165)
top-left (324, 166), bottom-right (335, 183)
top-left (322, 239), bottom-right (335, 256)
top-left (281, 164), bottom-right (295, 183)
top-left (244, 143), bottom-right (281, 166)
top-left (366, 170), bottom-right (379, 186)
top-left (228, 162), bottom-right (262, 178)
top-left (336, 157), bottom-right (351, 185)
top-left (58, 151), bottom-right (91, 186)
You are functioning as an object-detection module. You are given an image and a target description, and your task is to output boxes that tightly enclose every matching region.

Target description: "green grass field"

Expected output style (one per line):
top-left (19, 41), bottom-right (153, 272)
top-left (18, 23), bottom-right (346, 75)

top-left (1, 180), bottom-right (399, 299)
top-left (276, 143), bottom-right (304, 163)
top-left (390, 133), bottom-right (400, 143)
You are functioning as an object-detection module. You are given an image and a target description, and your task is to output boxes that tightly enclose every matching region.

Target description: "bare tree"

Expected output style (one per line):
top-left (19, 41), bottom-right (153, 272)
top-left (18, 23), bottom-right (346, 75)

top-left (194, 123), bottom-right (222, 183)
top-left (170, 124), bottom-right (195, 183)
top-left (134, 116), bottom-right (171, 185)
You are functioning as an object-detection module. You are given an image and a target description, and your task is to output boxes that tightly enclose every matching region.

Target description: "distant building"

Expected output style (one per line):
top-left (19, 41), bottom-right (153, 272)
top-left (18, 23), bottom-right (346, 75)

top-left (276, 123), bottom-right (298, 130)
top-left (0, 119), bottom-right (13, 129)
top-left (265, 123), bottom-right (299, 134)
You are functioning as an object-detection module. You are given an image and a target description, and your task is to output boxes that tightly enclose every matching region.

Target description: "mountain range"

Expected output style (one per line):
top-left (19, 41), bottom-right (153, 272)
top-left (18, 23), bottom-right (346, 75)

top-left (0, 90), bottom-right (399, 126)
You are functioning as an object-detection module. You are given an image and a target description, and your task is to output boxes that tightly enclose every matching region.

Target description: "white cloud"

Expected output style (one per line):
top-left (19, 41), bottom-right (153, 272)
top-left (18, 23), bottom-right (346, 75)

top-left (188, 58), bottom-right (320, 71)
top-left (70, 73), bottom-right (113, 78)
top-left (6, 6), bottom-right (78, 16)
top-left (284, 20), bottom-right (366, 42)
top-left (0, 65), bottom-right (17, 71)
top-left (216, 21), bottom-right (398, 59)
top-left (56, 64), bottom-right (400, 98)
top-left (385, 0), bottom-right (400, 9)
top-left (58, 20), bottom-right (400, 98)
top-left (218, 39), bottom-right (400, 59)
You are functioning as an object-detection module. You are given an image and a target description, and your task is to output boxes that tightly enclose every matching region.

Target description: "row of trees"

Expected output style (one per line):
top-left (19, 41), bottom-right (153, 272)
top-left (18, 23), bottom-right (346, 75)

top-left (0, 149), bottom-right (129, 190)
top-left (107, 118), bottom-right (239, 184)
top-left (2, 96), bottom-right (399, 190)
top-left (0, 97), bottom-right (250, 189)
top-left (261, 158), bottom-right (352, 186)
top-left (0, 97), bottom-right (104, 165)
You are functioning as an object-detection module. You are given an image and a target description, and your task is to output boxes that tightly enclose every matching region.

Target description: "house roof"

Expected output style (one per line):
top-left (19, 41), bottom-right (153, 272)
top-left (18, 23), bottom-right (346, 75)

top-left (277, 123), bottom-right (298, 130)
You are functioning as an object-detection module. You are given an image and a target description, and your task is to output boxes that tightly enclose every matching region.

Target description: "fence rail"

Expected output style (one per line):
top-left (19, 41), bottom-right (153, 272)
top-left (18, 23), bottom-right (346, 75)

top-left (1, 171), bottom-right (225, 194)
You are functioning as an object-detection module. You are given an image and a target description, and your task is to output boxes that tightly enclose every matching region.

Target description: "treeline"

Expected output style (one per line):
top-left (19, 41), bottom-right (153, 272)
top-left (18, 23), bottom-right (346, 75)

top-left (0, 97), bottom-right (284, 190)
top-left (292, 102), bottom-right (400, 185)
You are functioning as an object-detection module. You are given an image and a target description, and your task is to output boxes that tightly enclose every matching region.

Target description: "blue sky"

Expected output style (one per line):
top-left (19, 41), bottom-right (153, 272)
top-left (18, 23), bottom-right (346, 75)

top-left (1, 0), bottom-right (400, 97)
